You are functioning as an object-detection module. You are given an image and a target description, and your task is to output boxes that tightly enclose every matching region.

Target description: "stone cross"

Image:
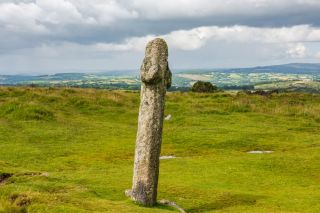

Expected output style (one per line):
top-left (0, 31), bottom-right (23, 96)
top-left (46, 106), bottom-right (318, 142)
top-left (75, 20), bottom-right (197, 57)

top-left (127, 38), bottom-right (172, 206)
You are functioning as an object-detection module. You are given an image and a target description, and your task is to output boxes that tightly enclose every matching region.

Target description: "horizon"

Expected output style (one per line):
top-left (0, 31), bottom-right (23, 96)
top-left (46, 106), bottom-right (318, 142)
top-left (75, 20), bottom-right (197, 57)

top-left (1, 62), bottom-right (320, 77)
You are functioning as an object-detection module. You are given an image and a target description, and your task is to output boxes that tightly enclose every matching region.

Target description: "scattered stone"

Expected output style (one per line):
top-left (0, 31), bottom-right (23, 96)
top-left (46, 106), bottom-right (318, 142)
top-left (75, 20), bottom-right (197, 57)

top-left (244, 90), bottom-right (279, 96)
top-left (164, 114), bottom-right (172, 121)
top-left (247, 150), bottom-right (274, 154)
top-left (42, 172), bottom-right (49, 177)
top-left (129, 38), bottom-right (172, 206)
top-left (159, 199), bottom-right (186, 213)
top-left (125, 189), bottom-right (132, 198)
top-left (22, 172), bottom-right (42, 176)
top-left (160, 156), bottom-right (176, 160)
top-left (16, 172), bottom-right (49, 177)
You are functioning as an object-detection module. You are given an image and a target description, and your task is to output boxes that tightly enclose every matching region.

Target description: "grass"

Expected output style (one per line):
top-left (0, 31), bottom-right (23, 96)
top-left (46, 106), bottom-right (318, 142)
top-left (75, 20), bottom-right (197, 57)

top-left (0, 86), bottom-right (319, 212)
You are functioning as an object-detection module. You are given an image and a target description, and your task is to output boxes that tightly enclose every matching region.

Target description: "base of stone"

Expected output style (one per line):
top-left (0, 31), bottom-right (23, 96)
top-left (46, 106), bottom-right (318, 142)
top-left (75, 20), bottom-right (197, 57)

top-left (125, 189), bottom-right (186, 212)
top-left (124, 189), bottom-right (132, 198)
top-left (159, 199), bottom-right (186, 213)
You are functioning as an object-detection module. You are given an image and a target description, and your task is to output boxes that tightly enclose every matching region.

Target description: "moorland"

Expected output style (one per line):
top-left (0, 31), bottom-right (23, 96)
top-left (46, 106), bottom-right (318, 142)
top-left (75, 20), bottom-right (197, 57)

top-left (0, 87), bottom-right (320, 212)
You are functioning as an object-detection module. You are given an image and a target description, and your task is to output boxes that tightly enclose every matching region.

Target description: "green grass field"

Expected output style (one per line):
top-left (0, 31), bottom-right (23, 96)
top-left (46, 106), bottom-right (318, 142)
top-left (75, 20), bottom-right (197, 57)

top-left (0, 87), bottom-right (320, 212)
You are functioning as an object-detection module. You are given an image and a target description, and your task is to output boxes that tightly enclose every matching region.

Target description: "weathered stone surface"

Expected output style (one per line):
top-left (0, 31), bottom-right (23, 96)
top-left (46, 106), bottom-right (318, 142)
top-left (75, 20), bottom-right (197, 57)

top-left (129, 38), bottom-right (172, 206)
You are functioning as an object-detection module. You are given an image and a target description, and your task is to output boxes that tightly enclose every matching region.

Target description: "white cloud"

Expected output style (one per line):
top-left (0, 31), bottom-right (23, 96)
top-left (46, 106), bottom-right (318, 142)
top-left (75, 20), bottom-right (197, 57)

top-left (0, 2), bottom-right (47, 33)
top-left (36, 0), bottom-right (91, 25)
top-left (166, 25), bottom-right (320, 48)
top-left (84, 25), bottom-right (320, 52)
top-left (0, 0), bottom-right (138, 35)
top-left (65, 0), bottom-right (138, 25)
top-left (92, 35), bottom-right (156, 52)
top-left (15, 24), bottom-right (317, 72)
top-left (286, 43), bottom-right (307, 58)
top-left (3, 24), bottom-right (320, 57)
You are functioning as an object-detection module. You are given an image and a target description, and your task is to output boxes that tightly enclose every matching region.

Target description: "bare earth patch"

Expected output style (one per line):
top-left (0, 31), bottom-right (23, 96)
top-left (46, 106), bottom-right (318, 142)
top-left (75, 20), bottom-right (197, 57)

top-left (9, 194), bottom-right (31, 208)
top-left (0, 172), bottom-right (12, 185)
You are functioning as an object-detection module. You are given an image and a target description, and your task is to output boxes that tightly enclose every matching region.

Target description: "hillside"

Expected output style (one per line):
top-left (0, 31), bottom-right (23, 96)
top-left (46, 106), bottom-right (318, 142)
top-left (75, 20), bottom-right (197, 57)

top-left (0, 87), bottom-right (320, 212)
top-left (1, 63), bottom-right (320, 92)
top-left (208, 63), bottom-right (320, 74)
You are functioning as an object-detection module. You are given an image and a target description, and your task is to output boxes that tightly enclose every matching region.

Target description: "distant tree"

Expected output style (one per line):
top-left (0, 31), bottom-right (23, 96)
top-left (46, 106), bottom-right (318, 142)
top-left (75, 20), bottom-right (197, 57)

top-left (28, 83), bottom-right (37, 88)
top-left (191, 81), bottom-right (218, 93)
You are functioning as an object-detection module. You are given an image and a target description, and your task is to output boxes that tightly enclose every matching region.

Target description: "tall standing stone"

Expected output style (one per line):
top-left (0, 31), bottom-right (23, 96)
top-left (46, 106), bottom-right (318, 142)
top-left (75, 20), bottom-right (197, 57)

top-left (129, 38), bottom-right (172, 206)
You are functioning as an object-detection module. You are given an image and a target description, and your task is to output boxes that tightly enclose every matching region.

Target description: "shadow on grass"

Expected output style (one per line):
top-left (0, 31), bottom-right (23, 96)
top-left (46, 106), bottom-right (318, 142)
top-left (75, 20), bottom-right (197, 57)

top-left (187, 193), bottom-right (263, 212)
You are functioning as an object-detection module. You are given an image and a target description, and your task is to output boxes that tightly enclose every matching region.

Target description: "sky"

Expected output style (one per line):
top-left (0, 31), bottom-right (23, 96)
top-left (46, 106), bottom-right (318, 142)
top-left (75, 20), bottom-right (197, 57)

top-left (1, 0), bottom-right (320, 74)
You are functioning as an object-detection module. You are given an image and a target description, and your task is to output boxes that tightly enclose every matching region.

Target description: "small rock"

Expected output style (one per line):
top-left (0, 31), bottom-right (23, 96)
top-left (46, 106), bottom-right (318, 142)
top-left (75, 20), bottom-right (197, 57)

top-left (160, 156), bottom-right (176, 160)
top-left (17, 172), bottom-right (49, 177)
top-left (125, 189), bottom-right (132, 197)
top-left (41, 172), bottom-right (49, 177)
top-left (159, 199), bottom-right (186, 213)
top-left (247, 150), bottom-right (273, 154)
top-left (165, 114), bottom-right (172, 121)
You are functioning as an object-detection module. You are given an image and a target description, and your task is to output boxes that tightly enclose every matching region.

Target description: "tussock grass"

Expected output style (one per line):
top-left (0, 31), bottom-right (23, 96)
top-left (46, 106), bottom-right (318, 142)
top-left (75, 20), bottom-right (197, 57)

top-left (0, 87), bottom-right (319, 212)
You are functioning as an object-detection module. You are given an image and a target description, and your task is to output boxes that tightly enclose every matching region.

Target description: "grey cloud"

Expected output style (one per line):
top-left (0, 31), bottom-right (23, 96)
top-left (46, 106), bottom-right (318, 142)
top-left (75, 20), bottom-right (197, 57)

top-left (2, 0), bottom-right (320, 46)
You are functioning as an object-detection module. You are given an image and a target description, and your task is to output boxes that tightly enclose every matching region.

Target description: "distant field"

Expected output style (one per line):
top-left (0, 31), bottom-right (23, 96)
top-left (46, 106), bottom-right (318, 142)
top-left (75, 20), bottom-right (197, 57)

top-left (1, 63), bottom-right (320, 92)
top-left (0, 87), bottom-right (320, 212)
top-left (255, 80), bottom-right (320, 93)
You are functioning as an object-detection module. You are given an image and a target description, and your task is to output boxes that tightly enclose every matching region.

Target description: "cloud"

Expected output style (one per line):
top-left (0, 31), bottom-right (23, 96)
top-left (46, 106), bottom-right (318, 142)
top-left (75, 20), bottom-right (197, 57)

top-left (131, 0), bottom-right (320, 20)
top-left (1, 0), bottom-right (320, 36)
top-left (1, 0), bottom-right (320, 74)
top-left (36, 0), bottom-right (92, 25)
top-left (80, 25), bottom-right (320, 52)
top-left (10, 23), bottom-right (316, 74)
top-left (0, 0), bottom-right (138, 35)
top-left (5, 24), bottom-right (320, 61)
top-left (1, 0), bottom-right (320, 51)
top-left (167, 25), bottom-right (320, 48)
top-left (286, 43), bottom-right (307, 58)
top-left (61, 0), bottom-right (138, 25)
top-left (0, 2), bottom-right (47, 34)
